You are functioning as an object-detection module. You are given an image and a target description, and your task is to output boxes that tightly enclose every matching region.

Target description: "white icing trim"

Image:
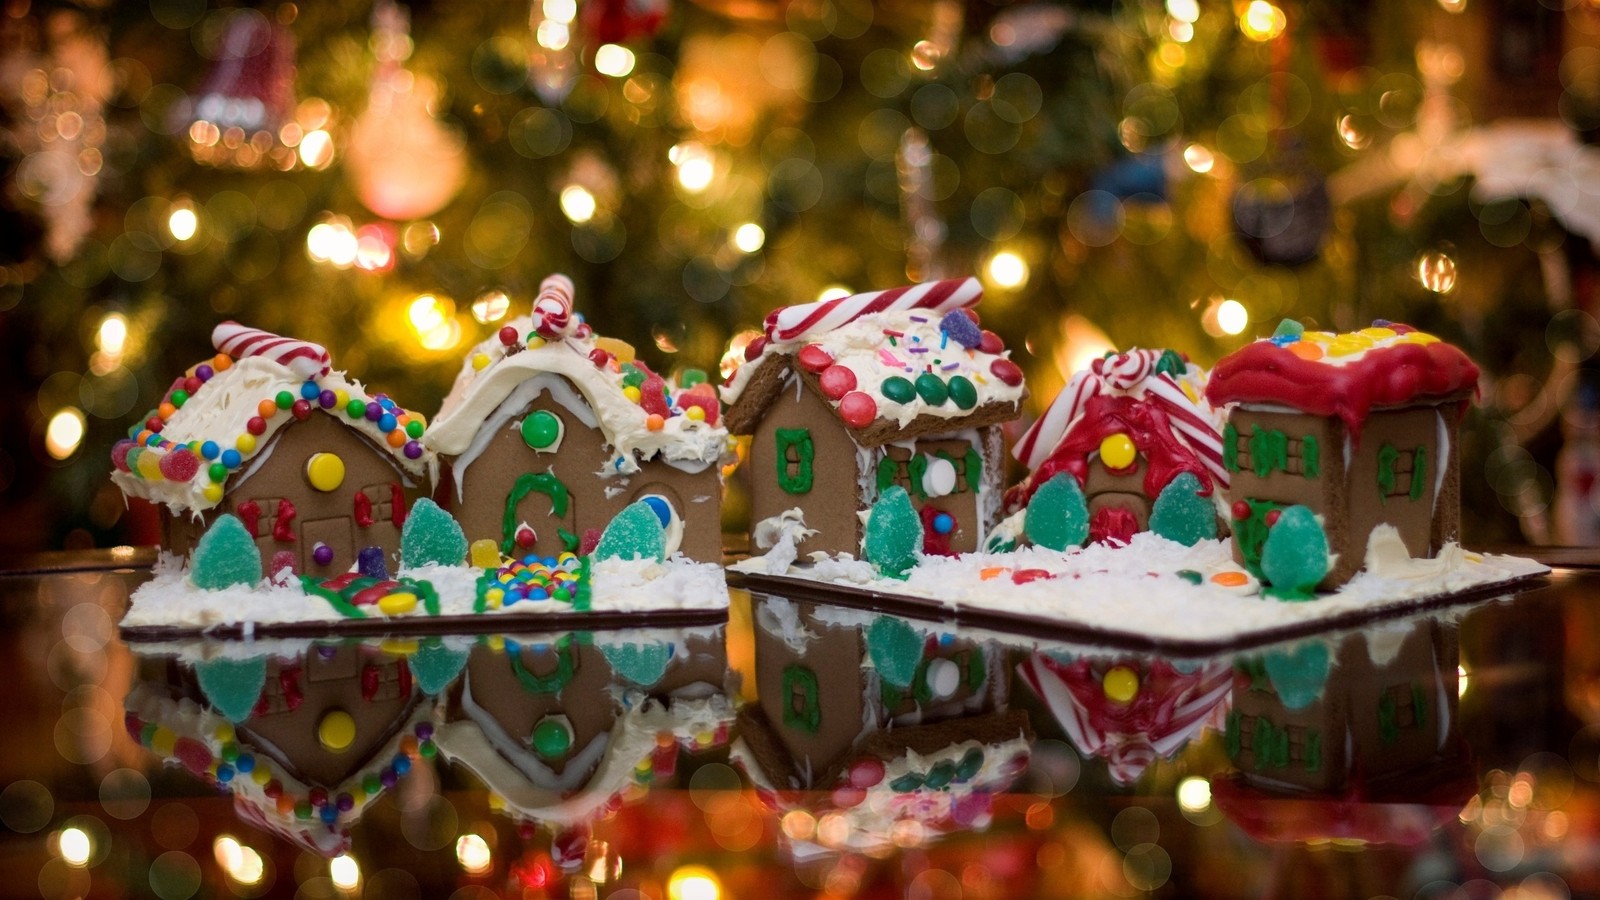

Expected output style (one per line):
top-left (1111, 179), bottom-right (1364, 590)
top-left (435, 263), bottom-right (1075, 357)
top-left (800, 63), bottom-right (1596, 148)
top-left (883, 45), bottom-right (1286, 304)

top-left (459, 674), bottom-right (612, 792)
top-left (451, 373), bottom-right (597, 501)
top-left (1433, 409), bottom-right (1450, 519)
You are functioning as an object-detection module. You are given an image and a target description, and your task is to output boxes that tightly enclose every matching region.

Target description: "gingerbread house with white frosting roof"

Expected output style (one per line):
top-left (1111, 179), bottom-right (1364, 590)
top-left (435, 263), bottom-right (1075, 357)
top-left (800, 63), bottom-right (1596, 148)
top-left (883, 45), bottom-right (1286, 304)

top-left (721, 278), bottom-right (1026, 559)
top-left (1205, 321), bottom-right (1480, 589)
top-left (424, 275), bottom-right (727, 563)
top-left (110, 324), bottom-right (431, 578)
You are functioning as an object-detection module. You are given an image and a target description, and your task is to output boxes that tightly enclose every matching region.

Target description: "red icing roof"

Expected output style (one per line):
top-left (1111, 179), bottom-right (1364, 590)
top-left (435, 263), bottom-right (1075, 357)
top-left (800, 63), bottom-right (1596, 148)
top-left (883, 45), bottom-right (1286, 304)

top-left (1205, 336), bottom-right (1479, 435)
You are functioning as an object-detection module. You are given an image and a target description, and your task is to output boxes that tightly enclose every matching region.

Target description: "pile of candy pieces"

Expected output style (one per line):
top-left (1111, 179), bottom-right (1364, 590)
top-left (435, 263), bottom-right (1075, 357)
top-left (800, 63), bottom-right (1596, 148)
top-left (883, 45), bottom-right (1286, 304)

top-left (302, 571), bottom-right (441, 619)
top-left (122, 713), bottom-right (435, 828)
top-left (110, 351), bottom-right (427, 505)
top-left (631, 725), bottom-right (731, 787)
top-left (475, 552), bottom-right (592, 612)
top-left (1263, 318), bottom-right (1442, 361)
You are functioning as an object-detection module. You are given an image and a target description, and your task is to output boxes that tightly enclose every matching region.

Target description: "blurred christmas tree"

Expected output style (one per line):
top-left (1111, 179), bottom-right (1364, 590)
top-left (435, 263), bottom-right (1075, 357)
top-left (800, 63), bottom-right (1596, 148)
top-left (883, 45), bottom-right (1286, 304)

top-left (3, 0), bottom-right (1599, 551)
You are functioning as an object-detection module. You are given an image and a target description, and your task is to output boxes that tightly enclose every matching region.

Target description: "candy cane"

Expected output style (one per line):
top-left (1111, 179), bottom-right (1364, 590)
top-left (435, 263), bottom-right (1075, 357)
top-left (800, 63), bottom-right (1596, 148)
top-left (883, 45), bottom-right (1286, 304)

top-left (764, 277), bottom-right (982, 343)
top-left (530, 273), bottom-right (575, 340)
top-left (212, 322), bottom-right (331, 380)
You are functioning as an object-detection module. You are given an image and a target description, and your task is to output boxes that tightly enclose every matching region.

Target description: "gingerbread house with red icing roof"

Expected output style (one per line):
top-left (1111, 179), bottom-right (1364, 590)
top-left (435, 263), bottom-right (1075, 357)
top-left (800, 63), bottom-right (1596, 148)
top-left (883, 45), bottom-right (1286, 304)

top-left (109, 323), bottom-right (431, 578)
top-left (1006, 348), bottom-right (1229, 545)
top-left (1205, 322), bottom-right (1480, 589)
top-left (721, 278), bottom-right (1026, 560)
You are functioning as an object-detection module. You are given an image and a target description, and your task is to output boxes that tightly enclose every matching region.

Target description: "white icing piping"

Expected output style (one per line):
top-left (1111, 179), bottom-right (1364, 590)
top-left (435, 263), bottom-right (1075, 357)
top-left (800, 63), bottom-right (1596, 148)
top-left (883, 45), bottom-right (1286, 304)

top-left (450, 373), bottom-right (597, 501)
top-left (1434, 409), bottom-right (1450, 519)
top-left (459, 673), bottom-right (612, 792)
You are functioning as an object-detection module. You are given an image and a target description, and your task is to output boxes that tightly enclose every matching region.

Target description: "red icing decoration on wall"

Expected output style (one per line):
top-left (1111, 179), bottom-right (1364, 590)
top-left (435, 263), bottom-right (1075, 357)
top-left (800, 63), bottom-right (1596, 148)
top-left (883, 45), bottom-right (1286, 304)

top-left (390, 483), bottom-right (407, 527)
top-left (237, 500), bottom-right (262, 537)
top-left (1204, 336), bottom-right (1479, 441)
top-left (396, 659), bottom-right (412, 697)
top-left (279, 666), bottom-right (303, 711)
top-left (1089, 505), bottom-right (1140, 546)
top-left (354, 490), bottom-right (376, 528)
top-left (918, 504), bottom-right (954, 556)
top-left (273, 499), bottom-right (297, 542)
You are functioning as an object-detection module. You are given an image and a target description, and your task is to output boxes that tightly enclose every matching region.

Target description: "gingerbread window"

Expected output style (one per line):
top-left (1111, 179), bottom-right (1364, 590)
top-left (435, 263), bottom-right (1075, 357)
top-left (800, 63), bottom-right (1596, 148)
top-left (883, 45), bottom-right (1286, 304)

top-left (1377, 444), bottom-right (1429, 502)
top-left (774, 429), bottom-right (814, 495)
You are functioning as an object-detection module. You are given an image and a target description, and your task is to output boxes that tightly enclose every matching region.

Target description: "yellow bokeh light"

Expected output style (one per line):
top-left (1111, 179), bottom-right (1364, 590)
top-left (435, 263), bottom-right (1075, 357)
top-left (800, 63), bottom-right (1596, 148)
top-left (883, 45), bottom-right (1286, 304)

top-left (595, 44), bottom-right (636, 78)
top-left (987, 251), bottom-right (1030, 289)
top-left (1183, 143), bottom-right (1215, 174)
top-left (1459, 664), bottom-right (1470, 697)
top-left (1166, 0), bottom-right (1200, 23)
top-left (560, 185), bottom-right (598, 224)
top-left (817, 285), bottom-right (851, 303)
top-left (1438, 0), bottom-right (1466, 11)
top-left (536, 20), bottom-right (570, 51)
top-left (330, 854), bottom-right (360, 890)
top-left (1176, 777), bottom-right (1212, 813)
top-left (46, 408), bottom-right (86, 461)
top-left (1417, 251), bottom-right (1458, 294)
top-left (472, 290), bottom-right (512, 324)
top-left (97, 312), bottom-right (128, 356)
top-left (543, 0), bottom-right (577, 24)
top-left (667, 866), bottom-right (722, 900)
top-left (167, 205), bottom-right (198, 242)
top-left (1240, 1), bottom-right (1286, 41)
top-left (1217, 299), bottom-right (1249, 335)
top-left (58, 826), bottom-right (91, 867)
top-left (455, 834), bottom-right (492, 875)
top-left (306, 218), bottom-right (358, 268)
top-left (215, 837), bottom-right (264, 885)
top-left (408, 294), bottom-right (447, 333)
top-left (298, 129), bottom-right (334, 169)
top-left (1168, 20), bottom-right (1195, 44)
top-left (420, 318), bottom-right (463, 351)
top-left (677, 157), bottom-right (715, 193)
top-left (732, 223), bottom-right (765, 253)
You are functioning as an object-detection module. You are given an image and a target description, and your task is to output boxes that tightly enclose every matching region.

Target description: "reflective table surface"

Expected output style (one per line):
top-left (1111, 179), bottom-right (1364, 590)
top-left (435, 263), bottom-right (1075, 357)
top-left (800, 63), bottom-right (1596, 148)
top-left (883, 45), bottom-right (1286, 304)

top-left (1, 550), bottom-right (1595, 899)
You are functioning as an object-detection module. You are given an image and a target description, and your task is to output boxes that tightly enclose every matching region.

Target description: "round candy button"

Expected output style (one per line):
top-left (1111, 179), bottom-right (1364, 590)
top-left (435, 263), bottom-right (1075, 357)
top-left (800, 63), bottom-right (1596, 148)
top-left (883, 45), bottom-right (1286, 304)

top-left (318, 710), bottom-right (356, 752)
top-left (1103, 665), bottom-right (1139, 704)
top-left (306, 452), bottom-right (345, 492)
top-left (520, 410), bottom-right (563, 451)
top-left (1099, 433), bottom-right (1137, 470)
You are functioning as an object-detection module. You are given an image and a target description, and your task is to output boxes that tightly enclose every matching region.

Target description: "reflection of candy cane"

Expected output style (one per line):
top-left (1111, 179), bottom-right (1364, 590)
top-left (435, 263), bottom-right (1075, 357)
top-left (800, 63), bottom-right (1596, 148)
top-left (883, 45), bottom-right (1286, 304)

top-left (765, 277), bottom-right (982, 343)
top-left (530, 274), bottom-right (575, 340)
top-left (212, 322), bottom-right (331, 380)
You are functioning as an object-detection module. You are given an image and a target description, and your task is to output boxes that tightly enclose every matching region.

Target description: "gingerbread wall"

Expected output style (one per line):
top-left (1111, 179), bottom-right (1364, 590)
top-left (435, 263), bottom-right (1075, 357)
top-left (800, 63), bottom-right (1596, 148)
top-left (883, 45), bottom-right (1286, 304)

top-left (747, 380), bottom-right (864, 558)
top-left (751, 603), bottom-right (868, 786)
top-left (453, 640), bottom-right (619, 780)
top-left (877, 437), bottom-right (985, 554)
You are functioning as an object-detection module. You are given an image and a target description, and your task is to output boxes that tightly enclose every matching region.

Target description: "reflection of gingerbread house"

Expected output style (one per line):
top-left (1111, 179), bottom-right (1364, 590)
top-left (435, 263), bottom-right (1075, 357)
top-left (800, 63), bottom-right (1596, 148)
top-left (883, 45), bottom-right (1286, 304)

top-left (432, 627), bottom-right (734, 866)
top-left (722, 279), bottom-right (1025, 558)
top-left (732, 597), bottom-right (1032, 855)
top-left (110, 325), bottom-right (430, 577)
top-left (1205, 324), bottom-right (1479, 588)
top-left (1008, 349), bottom-right (1229, 544)
top-left (125, 640), bottom-right (434, 856)
top-left (426, 300), bottom-right (727, 562)
top-left (1017, 652), bottom-right (1231, 785)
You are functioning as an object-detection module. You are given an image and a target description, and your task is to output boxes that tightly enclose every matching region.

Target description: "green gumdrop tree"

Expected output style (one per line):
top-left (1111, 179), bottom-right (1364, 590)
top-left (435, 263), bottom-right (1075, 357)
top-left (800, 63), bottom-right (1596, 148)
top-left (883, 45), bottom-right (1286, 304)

top-left (593, 500), bottom-right (667, 562)
top-left (1149, 472), bottom-right (1218, 546)
top-left (190, 513), bottom-right (263, 590)
top-left (401, 498), bottom-right (469, 567)
top-left (1024, 473), bottom-right (1089, 551)
top-left (863, 486), bottom-right (923, 579)
top-left (1259, 505), bottom-right (1330, 600)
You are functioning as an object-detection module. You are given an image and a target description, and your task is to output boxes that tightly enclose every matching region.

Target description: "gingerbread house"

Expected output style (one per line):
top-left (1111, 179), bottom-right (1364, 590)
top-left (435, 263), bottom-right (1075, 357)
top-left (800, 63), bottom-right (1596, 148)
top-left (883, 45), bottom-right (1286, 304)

top-left (722, 278), bottom-right (1025, 560)
top-left (1007, 348), bottom-right (1229, 545)
top-left (110, 324), bottom-right (431, 578)
top-left (425, 276), bottom-right (727, 563)
top-left (1205, 322), bottom-right (1480, 589)
top-left (124, 639), bottom-right (436, 856)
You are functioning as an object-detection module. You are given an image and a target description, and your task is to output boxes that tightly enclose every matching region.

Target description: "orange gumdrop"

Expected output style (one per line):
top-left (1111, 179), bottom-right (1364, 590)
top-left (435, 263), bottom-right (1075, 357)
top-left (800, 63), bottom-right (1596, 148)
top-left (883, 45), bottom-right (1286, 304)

top-left (1212, 571), bottom-right (1249, 587)
top-left (1288, 341), bottom-right (1324, 361)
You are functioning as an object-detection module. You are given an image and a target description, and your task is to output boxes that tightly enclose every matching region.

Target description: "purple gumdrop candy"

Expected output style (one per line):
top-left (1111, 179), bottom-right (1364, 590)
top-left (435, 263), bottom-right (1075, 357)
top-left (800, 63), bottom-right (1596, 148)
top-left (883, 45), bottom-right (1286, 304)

top-left (358, 546), bottom-right (388, 580)
top-left (312, 542), bottom-right (335, 566)
top-left (939, 309), bottom-right (983, 349)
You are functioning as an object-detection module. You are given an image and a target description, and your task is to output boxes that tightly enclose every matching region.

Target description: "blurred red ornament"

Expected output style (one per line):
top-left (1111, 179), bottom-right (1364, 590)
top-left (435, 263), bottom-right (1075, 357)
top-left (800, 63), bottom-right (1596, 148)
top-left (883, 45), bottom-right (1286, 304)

top-left (182, 9), bottom-right (298, 168)
top-left (582, 0), bottom-right (670, 44)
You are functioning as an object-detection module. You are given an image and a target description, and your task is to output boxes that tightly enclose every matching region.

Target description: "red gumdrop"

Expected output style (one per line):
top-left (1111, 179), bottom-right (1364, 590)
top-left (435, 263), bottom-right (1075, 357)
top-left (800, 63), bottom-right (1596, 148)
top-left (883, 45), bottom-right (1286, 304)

top-left (158, 448), bottom-right (201, 481)
top-left (959, 307), bottom-right (980, 325)
top-left (291, 399), bottom-right (313, 420)
top-left (499, 326), bottom-right (520, 346)
top-left (678, 393), bottom-right (720, 426)
top-left (1011, 568), bottom-right (1056, 585)
top-left (639, 373), bottom-right (670, 417)
top-left (744, 336), bottom-right (768, 362)
top-left (111, 440), bottom-right (136, 472)
top-left (173, 736), bottom-right (213, 774)
top-left (979, 331), bottom-right (1005, 354)
top-left (819, 365), bottom-right (857, 400)
top-left (838, 391), bottom-right (878, 428)
top-left (578, 528), bottom-right (603, 556)
top-left (1231, 501), bottom-right (1251, 520)
top-left (183, 376), bottom-right (203, 394)
top-left (797, 343), bottom-right (834, 373)
top-left (269, 550), bottom-right (298, 578)
top-left (589, 348), bottom-right (614, 369)
top-left (990, 358), bottom-right (1023, 386)
top-left (849, 758), bottom-right (885, 788)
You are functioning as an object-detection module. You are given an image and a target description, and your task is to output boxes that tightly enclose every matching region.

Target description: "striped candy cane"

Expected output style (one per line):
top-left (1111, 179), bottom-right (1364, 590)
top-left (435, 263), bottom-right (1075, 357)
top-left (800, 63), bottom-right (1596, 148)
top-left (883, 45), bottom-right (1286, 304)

top-left (212, 322), bottom-right (331, 380)
top-left (530, 273), bottom-right (575, 340)
top-left (764, 277), bottom-right (982, 343)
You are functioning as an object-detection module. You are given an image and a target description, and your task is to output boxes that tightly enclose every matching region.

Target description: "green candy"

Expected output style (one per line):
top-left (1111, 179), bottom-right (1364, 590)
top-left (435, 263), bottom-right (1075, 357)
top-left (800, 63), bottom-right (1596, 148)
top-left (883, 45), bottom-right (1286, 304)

top-left (531, 718), bottom-right (573, 758)
top-left (889, 773), bottom-right (924, 793)
top-left (274, 390), bottom-right (295, 410)
top-left (1260, 505), bottom-right (1330, 600)
top-left (190, 514), bottom-right (262, 590)
top-left (863, 486), bottom-right (922, 579)
top-left (955, 747), bottom-right (984, 780)
top-left (923, 760), bottom-right (957, 788)
top-left (346, 398), bottom-right (367, 419)
top-left (601, 641), bottom-right (674, 686)
top-left (1024, 473), bottom-right (1089, 551)
top-left (679, 368), bottom-right (708, 388)
top-left (914, 373), bottom-right (948, 406)
top-left (947, 376), bottom-right (978, 410)
top-left (867, 616), bottom-right (922, 688)
top-left (1264, 641), bottom-right (1331, 710)
top-left (409, 639), bottom-right (470, 696)
top-left (1149, 472), bottom-right (1218, 547)
top-left (405, 420), bottom-right (424, 438)
top-left (593, 500), bottom-right (666, 562)
top-left (171, 390), bottom-right (189, 408)
top-left (620, 363), bottom-right (646, 388)
top-left (195, 657), bottom-right (267, 722)
top-left (1272, 318), bottom-right (1305, 339)
top-left (209, 462), bottom-right (228, 483)
top-left (881, 376), bottom-right (916, 404)
top-left (401, 498), bottom-right (469, 567)
top-left (520, 410), bottom-right (562, 450)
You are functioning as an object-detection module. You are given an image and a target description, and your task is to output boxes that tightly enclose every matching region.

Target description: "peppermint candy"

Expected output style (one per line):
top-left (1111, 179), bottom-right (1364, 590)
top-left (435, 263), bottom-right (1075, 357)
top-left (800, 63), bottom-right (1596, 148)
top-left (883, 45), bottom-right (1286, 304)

top-left (764, 277), bottom-right (982, 343)
top-left (211, 322), bottom-right (331, 380)
top-left (530, 274), bottom-right (575, 340)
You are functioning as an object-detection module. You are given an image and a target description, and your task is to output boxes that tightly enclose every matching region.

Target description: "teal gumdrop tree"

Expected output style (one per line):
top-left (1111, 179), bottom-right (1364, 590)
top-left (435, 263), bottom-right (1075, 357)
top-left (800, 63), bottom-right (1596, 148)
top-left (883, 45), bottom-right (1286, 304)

top-left (190, 514), bottom-right (263, 590)
top-left (593, 500), bottom-right (667, 562)
top-left (1024, 473), bottom-right (1090, 551)
top-left (1259, 505), bottom-right (1331, 600)
top-left (1149, 472), bottom-right (1218, 546)
top-left (401, 498), bottom-right (469, 567)
top-left (863, 486), bottom-right (922, 579)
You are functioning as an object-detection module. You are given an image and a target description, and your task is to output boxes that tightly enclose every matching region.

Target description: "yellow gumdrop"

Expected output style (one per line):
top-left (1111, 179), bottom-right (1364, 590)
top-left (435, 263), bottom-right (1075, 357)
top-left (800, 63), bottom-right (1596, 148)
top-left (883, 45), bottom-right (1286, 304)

top-left (485, 588), bottom-right (504, 609)
top-left (378, 591), bottom-right (418, 616)
top-left (1103, 666), bottom-right (1140, 704)
top-left (318, 710), bottom-right (356, 752)
top-left (486, 635), bottom-right (505, 652)
top-left (1099, 433), bottom-right (1138, 470)
top-left (1402, 331), bottom-right (1440, 345)
top-left (1326, 338), bottom-right (1367, 357)
top-left (471, 352), bottom-right (490, 371)
top-left (1358, 326), bottom-right (1397, 340)
top-left (470, 539), bottom-right (501, 569)
top-left (1304, 331), bottom-right (1337, 343)
top-left (381, 637), bottom-right (419, 655)
top-left (594, 336), bottom-right (636, 363)
top-left (305, 452), bottom-right (345, 492)
top-left (151, 727), bottom-right (176, 756)
top-left (137, 451), bottom-right (164, 481)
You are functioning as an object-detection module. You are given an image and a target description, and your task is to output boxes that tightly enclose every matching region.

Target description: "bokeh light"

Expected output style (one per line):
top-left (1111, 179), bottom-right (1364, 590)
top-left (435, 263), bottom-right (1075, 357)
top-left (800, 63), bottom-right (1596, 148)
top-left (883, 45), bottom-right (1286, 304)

top-left (668, 866), bottom-right (722, 900)
top-left (560, 185), bottom-right (598, 224)
top-left (1166, 0), bottom-right (1200, 23)
top-left (297, 129), bottom-right (334, 168)
top-left (455, 834), bottom-right (492, 875)
top-left (1240, 2), bottom-right (1287, 41)
top-left (732, 223), bottom-right (765, 253)
top-left (1176, 777), bottom-right (1212, 813)
top-left (166, 203), bottom-right (198, 242)
top-left (329, 855), bottom-right (360, 890)
top-left (987, 251), bottom-right (1030, 289)
top-left (1416, 250), bottom-right (1458, 294)
top-left (57, 827), bottom-right (91, 867)
top-left (817, 284), bottom-right (851, 302)
top-left (46, 408), bottom-right (86, 460)
top-left (1217, 299), bottom-right (1249, 336)
top-left (595, 44), bottom-right (636, 78)
top-left (671, 142), bottom-right (716, 193)
top-left (471, 289), bottom-right (512, 324)
top-left (1182, 144), bottom-right (1215, 174)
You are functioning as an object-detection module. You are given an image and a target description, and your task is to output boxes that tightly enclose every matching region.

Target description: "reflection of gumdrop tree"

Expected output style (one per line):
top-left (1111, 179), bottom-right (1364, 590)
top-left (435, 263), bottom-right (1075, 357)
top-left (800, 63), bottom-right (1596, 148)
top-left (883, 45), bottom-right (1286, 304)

top-left (401, 498), bottom-right (469, 567)
top-left (863, 486), bottom-right (922, 579)
top-left (1263, 641), bottom-right (1331, 710)
top-left (1149, 472), bottom-right (1217, 546)
top-left (195, 657), bottom-right (267, 722)
top-left (1260, 505), bottom-right (1330, 599)
top-left (1024, 473), bottom-right (1089, 551)
top-left (191, 514), bottom-right (263, 590)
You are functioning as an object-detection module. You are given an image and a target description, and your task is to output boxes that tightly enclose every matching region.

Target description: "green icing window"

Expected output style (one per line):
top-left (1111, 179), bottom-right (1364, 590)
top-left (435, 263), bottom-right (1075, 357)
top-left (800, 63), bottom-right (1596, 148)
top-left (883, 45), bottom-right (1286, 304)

top-left (1249, 426), bottom-right (1288, 478)
top-left (774, 428), bottom-right (815, 495)
top-left (878, 445), bottom-right (982, 500)
top-left (1301, 435), bottom-right (1320, 478)
top-left (1223, 424), bottom-right (1239, 473)
top-left (501, 472), bottom-right (571, 554)
top-left (1303, 730), bottom-right (1322, 773)
top-left (1377, 443), bottom-right (1429, 503)
top-left (1229, 424), bottom-right (1320, 479)
top-left (781, 664), bottom-right (821, 733)
top-left (1410, 445), bottom-right (1428, 501)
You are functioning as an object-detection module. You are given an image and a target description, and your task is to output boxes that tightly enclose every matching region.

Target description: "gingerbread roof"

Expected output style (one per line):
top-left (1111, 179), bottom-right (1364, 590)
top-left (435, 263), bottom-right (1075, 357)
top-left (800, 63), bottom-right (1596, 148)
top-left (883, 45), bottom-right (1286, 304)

top-left (110, 325), bottom-right (431, 517)
top-left (425, 315), bottom-right (727, 477)
top-left (720, 278), bottom-right (1027, 447)
top-left (1205, 323), bottom-right (1480, 437)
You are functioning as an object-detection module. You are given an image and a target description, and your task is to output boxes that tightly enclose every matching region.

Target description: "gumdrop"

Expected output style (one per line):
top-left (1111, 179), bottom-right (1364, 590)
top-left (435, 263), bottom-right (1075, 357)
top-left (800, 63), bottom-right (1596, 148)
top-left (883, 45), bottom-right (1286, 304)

top-left (939, 309), bottom-right (983, 349)
top-left (410, 639), bottom-right (470, 696)
top-left (190, 514), bottom-right (263, 590)
top-left (1263, 641), bottom-right (1332, 710)
top-left (1259, 505), bottom-right (1330, 599)
top-left (400, 498), bottom-right (468, 567)
top-left (1024, 474), bottom-right (1089, 551)
top-left (1149, 472), bottom-right (1218, 547)
top-left (638, 372), bottom-right (670, 418)
top-left (600, 641), bottom-right (674, 686)
top-left (577, 528), bottom-right (603, 556)
top-left (866, 615), bottom-right (922, 688)
top-left (195, 657), bottom-right (268, 722)
top-left (677, 391), bottom-right (719, 426)
top-left (863, 486), bottom-right (922, 579)
top-left (469, 539), bottom-right (500, 569)
top-left (159, 448), bottom-right (201, 482)
top-left (268, 551), bottom-right (298, 585)
top-left (358, 546), bottom-right (389, 580)
top-left (592, 500), bottom-right (667, 562)
top-left (1272, 318), bottom-right (1305, 340)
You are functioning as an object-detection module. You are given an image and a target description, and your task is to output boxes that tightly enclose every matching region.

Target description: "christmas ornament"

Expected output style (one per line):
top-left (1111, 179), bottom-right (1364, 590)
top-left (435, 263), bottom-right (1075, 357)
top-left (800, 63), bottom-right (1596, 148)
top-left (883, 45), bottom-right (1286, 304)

top-left (1231, 155), bottom-right (1330, 268)
top-left (581, 0), bottom-right (670, 44)
top-left (182, 8), bottom-right (298, 168)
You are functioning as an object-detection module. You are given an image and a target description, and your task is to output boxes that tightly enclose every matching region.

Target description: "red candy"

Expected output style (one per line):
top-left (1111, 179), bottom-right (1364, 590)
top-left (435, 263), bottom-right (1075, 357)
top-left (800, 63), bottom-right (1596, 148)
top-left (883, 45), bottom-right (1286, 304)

top-left (744, 336), bottom-right (768, 362)
top-left (1231, 500), bottom-right (1251, 520)
top-left (838, 391), bottom-right (878, 428)
top-left (158, 448), bottom-right (201, 481)
top-left (831, 786), bottom-right (866, 808)
top-left (588, 348), bottom-right (613, 368)
top-left (819, 364), bottom-right (857, 400)
top-left (959, 307), bottom-right (980, 325)
top-left (639, 373), bottom-right (670, 418)
top-left (990, 358), bottom-right (1023, 386)
top-left (499, 326), bottom-right (520, 346)
top-left (678, 392), bottom-right (720, 425)
top-left (797, 343), bottom-right (834, 373)
top-left (247, 416), bottom-right (268, 435)
top-left (1265, 509), bottom-right (1282, 526)
top-left (173, 737), bottom-right (213, 774)
top-left (183, 376), bottom-right (202, 394)
top-left (146, 416), bottom-right (164, 433)
top-left (291, 399), bottom-right (313, 420)
top-left (1011, 568), bottom-right (1056, 585)
top-left (849, 758), bottom-right (886, 788)
top-left (110, 440), bottom-right (135, 472)
top-left (979, 330), bottom-right (1005, 354)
